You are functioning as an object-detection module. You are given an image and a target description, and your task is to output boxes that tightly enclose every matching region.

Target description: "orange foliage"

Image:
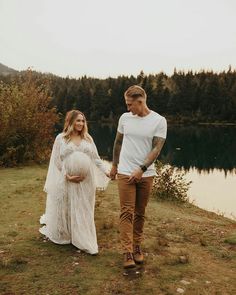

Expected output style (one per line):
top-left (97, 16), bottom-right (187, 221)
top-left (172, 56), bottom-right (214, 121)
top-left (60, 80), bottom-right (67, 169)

top-left (0, 70), bottom-right (59, 166)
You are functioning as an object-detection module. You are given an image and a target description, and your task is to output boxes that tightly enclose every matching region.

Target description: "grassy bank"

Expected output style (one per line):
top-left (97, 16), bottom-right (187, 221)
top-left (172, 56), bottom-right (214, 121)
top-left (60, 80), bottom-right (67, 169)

top-left (0, 165), bottom-right (236, 295)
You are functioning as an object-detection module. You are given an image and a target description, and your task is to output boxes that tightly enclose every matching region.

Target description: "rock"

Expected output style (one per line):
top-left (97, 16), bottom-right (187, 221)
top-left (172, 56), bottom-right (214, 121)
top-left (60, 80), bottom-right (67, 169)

top-left (179, 255), bottom-right (188, 264)
top-left (180, 280), bottom-right (190, 285)
top-left (177, 287), bottom-right (185, 293)
top-left (73, 262), bottom-right (79, 265)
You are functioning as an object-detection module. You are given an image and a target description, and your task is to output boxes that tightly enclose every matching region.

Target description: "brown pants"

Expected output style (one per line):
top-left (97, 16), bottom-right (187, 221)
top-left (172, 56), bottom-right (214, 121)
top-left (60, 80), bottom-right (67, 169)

top-left (117, 174), bottom-right (154, 253)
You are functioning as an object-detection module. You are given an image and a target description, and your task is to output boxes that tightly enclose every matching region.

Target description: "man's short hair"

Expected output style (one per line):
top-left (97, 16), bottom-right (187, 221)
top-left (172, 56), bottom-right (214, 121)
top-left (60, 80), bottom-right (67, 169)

top-left (124, 85), bottom-right (147, 100)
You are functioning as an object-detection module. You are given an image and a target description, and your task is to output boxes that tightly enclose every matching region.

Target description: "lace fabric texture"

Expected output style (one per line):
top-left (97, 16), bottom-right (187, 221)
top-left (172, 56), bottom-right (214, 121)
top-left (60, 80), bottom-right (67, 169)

top-left (39, 133), bottom-right (110, 254)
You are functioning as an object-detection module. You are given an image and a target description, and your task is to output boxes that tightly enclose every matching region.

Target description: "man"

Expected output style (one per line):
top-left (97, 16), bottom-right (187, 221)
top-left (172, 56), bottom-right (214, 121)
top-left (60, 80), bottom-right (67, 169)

top-left (110, 85), bottom-right (167, 269)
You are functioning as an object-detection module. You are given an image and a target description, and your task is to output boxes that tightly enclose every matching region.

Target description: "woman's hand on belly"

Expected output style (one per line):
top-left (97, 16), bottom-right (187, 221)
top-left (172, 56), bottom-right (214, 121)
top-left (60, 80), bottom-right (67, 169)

top-left (66, 174), bottom-right (86, 183)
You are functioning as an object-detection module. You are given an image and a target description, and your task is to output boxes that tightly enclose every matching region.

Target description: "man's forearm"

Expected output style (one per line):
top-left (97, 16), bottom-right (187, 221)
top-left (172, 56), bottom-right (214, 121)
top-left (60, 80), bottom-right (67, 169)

top-left (113, 143), bottom-right (121, 166)
top-left (112, 132), bottom-right (123, 166)
top-left (142, 136), bottom-right (165, 168)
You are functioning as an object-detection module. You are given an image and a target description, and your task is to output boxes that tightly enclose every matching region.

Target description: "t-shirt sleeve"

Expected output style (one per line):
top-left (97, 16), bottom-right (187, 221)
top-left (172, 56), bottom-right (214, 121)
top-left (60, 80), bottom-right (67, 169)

top-left (117, 115), bottom-right (124, 134)
top-left (154, 117), bottom-right (167, 139)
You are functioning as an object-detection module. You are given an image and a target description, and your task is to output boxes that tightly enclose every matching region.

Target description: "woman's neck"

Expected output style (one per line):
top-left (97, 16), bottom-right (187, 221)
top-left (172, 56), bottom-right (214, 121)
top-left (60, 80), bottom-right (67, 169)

top-left (71, 131), bottom-right (81, 138)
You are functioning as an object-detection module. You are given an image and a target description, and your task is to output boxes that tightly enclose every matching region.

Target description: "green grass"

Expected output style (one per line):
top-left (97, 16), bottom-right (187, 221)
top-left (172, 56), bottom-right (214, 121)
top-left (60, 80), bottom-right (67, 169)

top-left (224, 234), bottom-right (236, 245)
top-left (0, 165), bottom-right (236, 295)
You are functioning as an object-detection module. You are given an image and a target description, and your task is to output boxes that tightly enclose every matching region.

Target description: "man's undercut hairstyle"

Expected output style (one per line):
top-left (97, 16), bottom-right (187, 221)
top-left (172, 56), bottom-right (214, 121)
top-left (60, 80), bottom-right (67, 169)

top-left (124, 85), bottom-right (147, 100)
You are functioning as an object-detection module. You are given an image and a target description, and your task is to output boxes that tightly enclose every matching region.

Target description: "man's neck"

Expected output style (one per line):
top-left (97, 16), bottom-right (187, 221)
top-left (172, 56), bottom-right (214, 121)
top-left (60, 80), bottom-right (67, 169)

top-left (138, 107), bottom-right (151, 117)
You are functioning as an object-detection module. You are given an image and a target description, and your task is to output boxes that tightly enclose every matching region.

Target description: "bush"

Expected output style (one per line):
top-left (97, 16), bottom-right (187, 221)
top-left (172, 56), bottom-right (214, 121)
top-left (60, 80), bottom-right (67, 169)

top-left (152, 161), bottom-right (192, 202)
top-left (0, 70), bottom-right (59, 166)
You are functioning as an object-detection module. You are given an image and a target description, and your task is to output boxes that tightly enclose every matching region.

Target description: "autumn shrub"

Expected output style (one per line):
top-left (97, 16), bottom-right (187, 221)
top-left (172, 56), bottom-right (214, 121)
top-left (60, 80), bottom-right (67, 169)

top-left (0, 70), bottom-right (58, 166)
top-left (152, 161), bottom-right (192, 202)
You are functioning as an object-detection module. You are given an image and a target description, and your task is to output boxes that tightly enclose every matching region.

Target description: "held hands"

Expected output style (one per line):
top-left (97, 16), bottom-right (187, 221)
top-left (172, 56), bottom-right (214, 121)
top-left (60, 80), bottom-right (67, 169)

top-left (66, 174), bottom-right (85, 183)
top-left (109, 164), bottom-right (118, 180)
top-left (105, 171), bottom-right (110, 178)
top-left (127, 168), bottom-right (143, 184)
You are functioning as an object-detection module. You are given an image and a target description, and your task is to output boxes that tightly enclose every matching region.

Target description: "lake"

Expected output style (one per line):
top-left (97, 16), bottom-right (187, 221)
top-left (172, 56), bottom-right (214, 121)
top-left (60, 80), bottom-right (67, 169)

top-left (89, 123), bottom-right (236, 220)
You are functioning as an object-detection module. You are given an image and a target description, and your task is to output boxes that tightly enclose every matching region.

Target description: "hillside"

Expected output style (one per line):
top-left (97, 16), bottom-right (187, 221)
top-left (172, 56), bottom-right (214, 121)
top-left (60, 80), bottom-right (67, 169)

top-left (0, 165), bottom-right (235, 294)
top-left (0, 62), bottom-right (18, 76)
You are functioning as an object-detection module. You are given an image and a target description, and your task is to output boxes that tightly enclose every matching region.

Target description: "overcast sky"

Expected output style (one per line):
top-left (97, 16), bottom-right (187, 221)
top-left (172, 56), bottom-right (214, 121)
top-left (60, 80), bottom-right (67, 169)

top-left (0, 0), bottom-right (236, 78)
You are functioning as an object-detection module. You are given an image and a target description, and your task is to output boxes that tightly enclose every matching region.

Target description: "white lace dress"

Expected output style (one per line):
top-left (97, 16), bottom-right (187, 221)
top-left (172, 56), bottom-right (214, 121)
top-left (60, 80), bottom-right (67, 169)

top-left (39, 133), bottom-right (109, 254)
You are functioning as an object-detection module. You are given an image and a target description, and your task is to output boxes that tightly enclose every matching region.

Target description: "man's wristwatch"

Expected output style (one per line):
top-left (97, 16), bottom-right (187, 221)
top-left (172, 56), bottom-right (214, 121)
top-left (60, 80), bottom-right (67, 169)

top-left (139, 164), bottom-right (147, 172)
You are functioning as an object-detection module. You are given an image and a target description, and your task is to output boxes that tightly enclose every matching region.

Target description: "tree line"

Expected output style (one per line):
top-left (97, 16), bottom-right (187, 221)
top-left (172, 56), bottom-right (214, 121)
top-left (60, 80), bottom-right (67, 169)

top-left (1, 67), bottom-right (236, 125)
top-left (1, 68), bottom-right (236, 166)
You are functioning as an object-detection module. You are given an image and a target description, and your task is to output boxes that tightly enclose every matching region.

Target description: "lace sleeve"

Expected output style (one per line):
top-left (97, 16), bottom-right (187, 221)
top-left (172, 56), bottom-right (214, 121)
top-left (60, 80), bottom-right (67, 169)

top-left (53, 135), bottom-right (62, 171)
top-left (44, 134), bottom-right (64, 194)
top-left (90, 139), bottom-right (107, 174)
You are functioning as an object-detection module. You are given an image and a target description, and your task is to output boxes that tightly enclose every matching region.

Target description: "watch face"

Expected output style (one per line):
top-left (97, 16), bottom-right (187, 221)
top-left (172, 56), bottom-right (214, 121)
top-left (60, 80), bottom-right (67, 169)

top-left (140, 165), bottom-right (147, 172)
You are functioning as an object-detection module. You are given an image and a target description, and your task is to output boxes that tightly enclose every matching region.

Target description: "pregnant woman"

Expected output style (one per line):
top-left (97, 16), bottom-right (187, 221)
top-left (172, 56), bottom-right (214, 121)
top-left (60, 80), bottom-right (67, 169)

top-left (39, 110), bottom-right (109, 254)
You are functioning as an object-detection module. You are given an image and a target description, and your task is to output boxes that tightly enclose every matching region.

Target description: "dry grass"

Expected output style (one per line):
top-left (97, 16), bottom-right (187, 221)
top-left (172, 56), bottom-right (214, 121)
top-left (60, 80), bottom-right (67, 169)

top-left (0, 165), bottom-right (236, 295)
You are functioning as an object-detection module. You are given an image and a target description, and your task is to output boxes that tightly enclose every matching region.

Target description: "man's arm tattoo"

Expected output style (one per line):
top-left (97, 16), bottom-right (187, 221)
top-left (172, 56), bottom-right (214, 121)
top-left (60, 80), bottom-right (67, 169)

top-left (113, 132), bottom-right (124, 165)
top-left (143, 136), bottom-right (166, 168)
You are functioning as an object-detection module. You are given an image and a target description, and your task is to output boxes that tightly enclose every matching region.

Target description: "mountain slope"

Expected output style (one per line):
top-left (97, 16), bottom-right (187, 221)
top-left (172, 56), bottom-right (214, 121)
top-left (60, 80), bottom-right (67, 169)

top-left (0, 62), bottom-right (18, 75)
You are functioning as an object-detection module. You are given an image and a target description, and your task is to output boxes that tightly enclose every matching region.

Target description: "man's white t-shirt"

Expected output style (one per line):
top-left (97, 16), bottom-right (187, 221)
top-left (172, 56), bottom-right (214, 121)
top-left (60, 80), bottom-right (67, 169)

top-left (117, 110), bottom-right (167, 177)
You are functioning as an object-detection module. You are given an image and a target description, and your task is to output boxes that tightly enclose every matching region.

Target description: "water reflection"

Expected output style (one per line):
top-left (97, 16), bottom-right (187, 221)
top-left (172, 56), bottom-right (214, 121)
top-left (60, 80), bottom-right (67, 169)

top-left (89, 122), bottom-right (116, 160)
top-left (162, 125), bottom-right (236, 174)
top-left (90, 123), bottom-right (236, 174)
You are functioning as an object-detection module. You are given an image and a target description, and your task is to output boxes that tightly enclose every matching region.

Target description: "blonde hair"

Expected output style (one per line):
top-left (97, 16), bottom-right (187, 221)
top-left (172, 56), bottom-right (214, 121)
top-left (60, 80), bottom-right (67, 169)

top-left (124, 85), bottom-right (147, 100)
top-left (63, 110), bottom-right (92, 142)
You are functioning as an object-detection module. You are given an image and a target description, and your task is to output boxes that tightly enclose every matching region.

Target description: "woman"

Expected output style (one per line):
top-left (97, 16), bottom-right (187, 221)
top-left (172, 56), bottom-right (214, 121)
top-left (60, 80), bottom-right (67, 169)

top-left (39, 110), bottom-right (110, 254)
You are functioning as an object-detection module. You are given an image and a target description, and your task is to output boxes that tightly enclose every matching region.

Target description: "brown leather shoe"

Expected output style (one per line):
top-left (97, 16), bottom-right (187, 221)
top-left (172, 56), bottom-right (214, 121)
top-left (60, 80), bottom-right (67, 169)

top-left (123, 252), bottom-right (136, 269)
top-left (133, 245), bottom-right (144, 264)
